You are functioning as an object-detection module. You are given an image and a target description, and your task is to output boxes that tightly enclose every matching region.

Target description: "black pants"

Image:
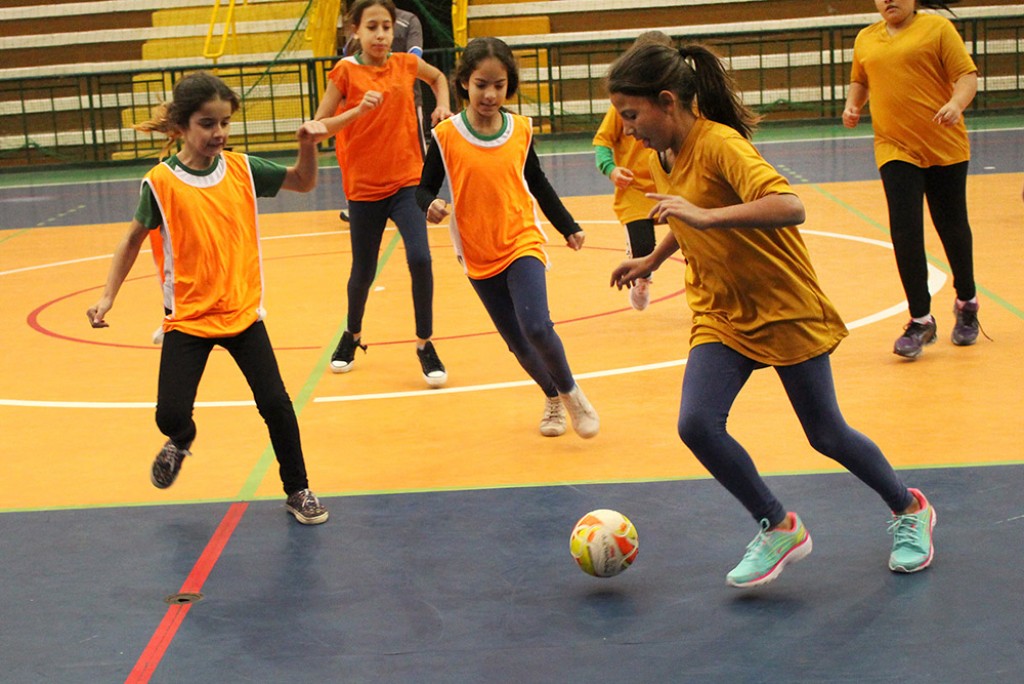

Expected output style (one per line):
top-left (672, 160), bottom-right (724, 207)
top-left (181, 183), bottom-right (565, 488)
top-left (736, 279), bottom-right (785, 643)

top-left (879, 160), bottom-right (976, 318)
top-left (626, 218), bottom-right (656, 278)
top-left (156, 321), bottom-right (309, 495)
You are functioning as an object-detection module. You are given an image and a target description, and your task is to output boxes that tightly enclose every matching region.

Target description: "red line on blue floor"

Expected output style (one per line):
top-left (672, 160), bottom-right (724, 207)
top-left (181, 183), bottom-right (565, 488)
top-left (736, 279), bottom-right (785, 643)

top-left (124, 502), bottom-right (249, 683)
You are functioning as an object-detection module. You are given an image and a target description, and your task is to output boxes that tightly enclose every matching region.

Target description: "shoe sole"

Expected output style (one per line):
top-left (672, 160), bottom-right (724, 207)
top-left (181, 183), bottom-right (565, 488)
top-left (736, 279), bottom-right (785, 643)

top-left (950, 335), bottom-right (978, 346)
top-left (287, 506), bottom-right (330, 525)
top-left (727, 534), bottom-right (813, 588)
top-left (424, 372), bottom-right (447, 388)
top-left (539, 425), bottom-right (566, 437)
top-left (893, 336), bottom-right (937, 359)
top-left (889, 507), bottom-right (936, 573)
top-left (330, 362), bottom-right (355, 374)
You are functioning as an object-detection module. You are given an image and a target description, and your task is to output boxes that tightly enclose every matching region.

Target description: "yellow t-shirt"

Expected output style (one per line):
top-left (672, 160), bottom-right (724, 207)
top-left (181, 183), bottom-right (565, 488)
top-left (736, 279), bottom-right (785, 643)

top-left (432, 111), bottom-right (548, 280)
top-left (144, 151), bottom-right (263, 338)
top-left (652, 118), bottom-right (848, 366)
top-left (592, 106), bottom-right (658, 224)
top-left (327, 52), bottom-right (423, 201)
top-left (851, 13), bottom-right (977, 169)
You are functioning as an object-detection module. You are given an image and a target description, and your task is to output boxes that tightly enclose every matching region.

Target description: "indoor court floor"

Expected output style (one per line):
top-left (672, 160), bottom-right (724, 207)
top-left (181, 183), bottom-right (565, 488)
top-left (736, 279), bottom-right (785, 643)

top-left (2, 119), bottom-right (1023, 682)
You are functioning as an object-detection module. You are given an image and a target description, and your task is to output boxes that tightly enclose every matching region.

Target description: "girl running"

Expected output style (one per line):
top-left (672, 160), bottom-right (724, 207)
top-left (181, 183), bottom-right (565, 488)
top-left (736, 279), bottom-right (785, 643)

top-left (86, 71), bottom-right (329, 524)
top-left (315, 0), bottom-right (452, 386)
top-left (607, 42), bottom-right (934, 586)
top-left (417, 37), bottom-right (599, 439)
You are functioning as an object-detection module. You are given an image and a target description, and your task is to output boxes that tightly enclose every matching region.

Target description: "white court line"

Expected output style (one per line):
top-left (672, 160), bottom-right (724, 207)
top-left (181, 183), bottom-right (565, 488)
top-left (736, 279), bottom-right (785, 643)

top-left (0, 228), bottom-right (946, 409)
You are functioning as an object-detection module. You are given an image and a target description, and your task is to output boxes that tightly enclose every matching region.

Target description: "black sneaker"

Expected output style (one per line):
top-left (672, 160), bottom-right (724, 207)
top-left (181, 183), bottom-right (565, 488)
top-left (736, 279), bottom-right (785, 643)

top-left (340, 209), bottom-right (349, 222)
top-left (417, 341), bottom-right (447, 388)
top-left (893, 317), bottom-right (937, 359)
top-left (285, 489), bottom-right (329, 525)
top-left (330, 331), bottom-right (366, 374)
top-left (151, 440), bottom-right (190, 489)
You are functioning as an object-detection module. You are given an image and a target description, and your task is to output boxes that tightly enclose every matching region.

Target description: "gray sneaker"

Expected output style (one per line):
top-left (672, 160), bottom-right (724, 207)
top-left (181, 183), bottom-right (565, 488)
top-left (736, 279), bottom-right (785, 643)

top-left (893, 317), bottom-right (937, 359)
top-left (285, 489), bottom-right (329, 525)
top-left (151, 440), bottom-right (190, 489)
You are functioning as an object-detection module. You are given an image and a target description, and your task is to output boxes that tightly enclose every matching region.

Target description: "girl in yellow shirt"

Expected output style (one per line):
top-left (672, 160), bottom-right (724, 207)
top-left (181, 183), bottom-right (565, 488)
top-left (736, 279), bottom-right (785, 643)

top-left (608, 42), bottom-right (935, 587)
top-left (86, 72), bottom-right (329, 524)
top-left (593, 31), bottom-right (673, 311)
top-left (844, 0), bottom-right (981, 358)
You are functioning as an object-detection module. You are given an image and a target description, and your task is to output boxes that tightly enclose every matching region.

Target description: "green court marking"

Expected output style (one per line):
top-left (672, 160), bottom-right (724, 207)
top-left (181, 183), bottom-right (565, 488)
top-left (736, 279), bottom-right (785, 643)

top-left (806, 182), bottom-right (1024, 321)
top-left (3, 459), bottom-right (1020, 513)
top-left (234, 230), bottom-right (405, 500)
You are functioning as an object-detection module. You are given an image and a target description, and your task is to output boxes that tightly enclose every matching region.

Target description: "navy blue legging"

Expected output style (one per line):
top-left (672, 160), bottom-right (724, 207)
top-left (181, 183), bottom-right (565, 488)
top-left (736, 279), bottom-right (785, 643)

top-left (346, 186), bottom-right (434, 340)
top-left (879, 160), bottom-right (976, 318)
top-left (469, 256), bottom-right (576, 397)
top-left (677, 342), bottom-right (912, 526)
top-left (156, 321), bottom-right (310, 495)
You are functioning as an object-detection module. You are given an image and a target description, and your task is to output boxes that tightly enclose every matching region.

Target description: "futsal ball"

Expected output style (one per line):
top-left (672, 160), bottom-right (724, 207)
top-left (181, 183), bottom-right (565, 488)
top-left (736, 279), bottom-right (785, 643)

top-left (569, 509), bottom-right (639, 578)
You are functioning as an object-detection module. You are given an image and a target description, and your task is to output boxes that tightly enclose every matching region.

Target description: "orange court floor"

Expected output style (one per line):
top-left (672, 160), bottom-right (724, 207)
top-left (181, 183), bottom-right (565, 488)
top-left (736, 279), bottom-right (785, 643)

top-left (2, 174), bottom-right (1023, 512)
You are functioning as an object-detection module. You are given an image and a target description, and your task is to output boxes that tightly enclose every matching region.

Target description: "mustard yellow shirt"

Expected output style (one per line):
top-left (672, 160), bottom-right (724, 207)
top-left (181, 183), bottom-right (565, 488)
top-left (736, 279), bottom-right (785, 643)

top-left (652, 118), bottom-right (848, 366)
top-left (592, 106), bottom-right (659, 223)
top-left (851, 13), bottom-right (977, 169)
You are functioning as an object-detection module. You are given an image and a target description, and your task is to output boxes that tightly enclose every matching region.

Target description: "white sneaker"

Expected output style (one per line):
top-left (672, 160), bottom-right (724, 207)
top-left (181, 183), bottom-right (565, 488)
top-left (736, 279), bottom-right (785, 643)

top-left (559, 385), bottom-right (599, 439)
top-left (539, 396), bottom-right (567, 437)
top-left (630, 276), bottom-right (652, 311)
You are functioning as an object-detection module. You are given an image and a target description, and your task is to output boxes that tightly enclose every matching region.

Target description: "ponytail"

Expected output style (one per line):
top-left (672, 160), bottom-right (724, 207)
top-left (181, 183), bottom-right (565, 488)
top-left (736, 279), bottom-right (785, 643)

top-left (132, 103), bottom-right (179, 160)
top-left (607, 42), bottom-right (760, 140)
top-left (918, 0), bottom-right (960, 14)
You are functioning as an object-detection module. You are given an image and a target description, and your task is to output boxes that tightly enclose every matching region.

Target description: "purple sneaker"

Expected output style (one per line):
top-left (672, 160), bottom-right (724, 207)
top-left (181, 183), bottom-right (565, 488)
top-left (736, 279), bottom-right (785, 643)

top-left (951, 299), bottom-right (980, 346)
top-left (893, 317), bottom-right (937, 359)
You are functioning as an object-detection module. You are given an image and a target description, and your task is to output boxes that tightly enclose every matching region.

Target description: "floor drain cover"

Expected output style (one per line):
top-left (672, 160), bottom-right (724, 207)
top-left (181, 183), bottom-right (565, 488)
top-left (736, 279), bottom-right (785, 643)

top-left (164, 592), bottom-right (204, 605)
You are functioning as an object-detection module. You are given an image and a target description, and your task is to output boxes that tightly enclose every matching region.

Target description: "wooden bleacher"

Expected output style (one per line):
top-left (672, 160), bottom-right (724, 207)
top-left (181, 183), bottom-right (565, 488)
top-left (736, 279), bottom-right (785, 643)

top-left (465, 0), bottom-right (1024, 127)
top-left (0, 0), bottom-right (316, 165)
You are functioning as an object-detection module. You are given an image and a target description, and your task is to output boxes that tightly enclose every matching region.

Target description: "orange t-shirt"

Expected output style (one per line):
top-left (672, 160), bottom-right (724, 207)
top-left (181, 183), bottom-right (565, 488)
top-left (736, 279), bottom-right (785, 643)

top-left (327, 52), bottom-right (423, 201)
top-left (432, 111), bottom-right (548, 280)
top-left (144, 151), bottom-right (263, 338)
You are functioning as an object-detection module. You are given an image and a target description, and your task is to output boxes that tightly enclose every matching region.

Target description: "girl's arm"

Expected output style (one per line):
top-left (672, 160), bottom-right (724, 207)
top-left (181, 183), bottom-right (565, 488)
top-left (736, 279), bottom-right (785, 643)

top-left (843, 81), bottom-right (869, 129)
top-left (934, 71), bottom-right (977, 127)
top-left (281, 120), bottom-right (328, 192)
top-left (416, 59), bottom-right (452, 125)
top-left (87, 219), bottom-right (151, 327)
top-left (523, 144), bottom-right (583, 248)
top-left (647, 192), bottom-right (805, 231)
top-left (416, 138), bottom-right (449, 223)
top-left (610, 232), bottom-right (680, 290)
top-left (313, 81), bottom-right (381, 139)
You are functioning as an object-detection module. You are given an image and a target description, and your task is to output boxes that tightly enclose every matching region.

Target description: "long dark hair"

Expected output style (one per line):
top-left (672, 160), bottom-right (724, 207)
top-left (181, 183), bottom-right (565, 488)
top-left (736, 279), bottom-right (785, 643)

top-left (133, 71), bottom-right (240, 158)
top-left (454, 37), bottom-right (519, 104)
top-left (607, 42), bottom-right (760, 140)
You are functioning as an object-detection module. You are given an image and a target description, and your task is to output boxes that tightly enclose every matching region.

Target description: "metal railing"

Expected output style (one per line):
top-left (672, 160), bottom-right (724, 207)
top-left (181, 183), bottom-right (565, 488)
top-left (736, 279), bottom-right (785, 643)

top-left (1, 13), bottom-right (1020, 168)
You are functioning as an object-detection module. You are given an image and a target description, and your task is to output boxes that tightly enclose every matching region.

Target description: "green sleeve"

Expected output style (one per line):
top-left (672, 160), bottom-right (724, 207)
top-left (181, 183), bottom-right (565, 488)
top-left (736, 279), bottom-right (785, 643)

top-left (247, 155), bottom-right (288, 197)
top-left (133, 183), bottom-right (162, 229)
top-left (594, 145), bottom-right (615, 176)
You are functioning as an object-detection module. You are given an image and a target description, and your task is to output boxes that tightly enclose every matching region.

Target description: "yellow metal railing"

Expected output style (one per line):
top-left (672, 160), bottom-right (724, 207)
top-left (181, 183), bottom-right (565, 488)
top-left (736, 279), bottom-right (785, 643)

top-left (305, 0), bottom-right (343, 56)
top-left (203, 0), bottom-right (247, 60)
top-left (452, 0), bottom-right (468, 47)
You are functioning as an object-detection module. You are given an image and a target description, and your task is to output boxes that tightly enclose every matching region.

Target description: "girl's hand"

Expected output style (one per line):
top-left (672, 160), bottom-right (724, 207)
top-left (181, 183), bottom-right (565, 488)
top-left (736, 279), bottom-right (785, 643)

top-left (358, 90), bottom-right (383, 114)
top-left (610, 167), bottom-right (634, 189)
top-left (647, 193), bottom-right (711, 229)
top-left (86, 299), bottom-right (112, 328)
top-left (842, 105), bottom-right (860, 128)
top-left (610, 257), bottom-right (651, 290)
top-left (430, 105), bottom-right (453, 126)
top-left (426, 199), bottom-right (449, 224)
top-left (297, 119), bottom-right (328, 144)
top-left (566, 231), bottom-right (585, 251)
top-left (933, 102), bottom-right (962, 127)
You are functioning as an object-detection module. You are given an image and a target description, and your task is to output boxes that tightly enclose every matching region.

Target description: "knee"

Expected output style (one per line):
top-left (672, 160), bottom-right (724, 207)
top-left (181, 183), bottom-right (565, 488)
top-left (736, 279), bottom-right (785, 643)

top-left (677, 409), bottom-right (715, 451)
top-left (155, 404), bottom-right (192, 441)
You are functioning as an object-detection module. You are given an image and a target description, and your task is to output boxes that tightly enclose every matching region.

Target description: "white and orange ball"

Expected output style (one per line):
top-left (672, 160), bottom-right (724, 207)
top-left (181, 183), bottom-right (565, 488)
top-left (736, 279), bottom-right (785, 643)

top-left (569, 509), bottom-right (639, 577)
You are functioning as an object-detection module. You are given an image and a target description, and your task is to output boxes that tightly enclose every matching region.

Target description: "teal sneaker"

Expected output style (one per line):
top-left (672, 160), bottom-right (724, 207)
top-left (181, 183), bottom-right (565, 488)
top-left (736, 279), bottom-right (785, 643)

top-left (888, 488), bottom-right (936, 573)
top-left (726, 513), bottom-right (813, 588)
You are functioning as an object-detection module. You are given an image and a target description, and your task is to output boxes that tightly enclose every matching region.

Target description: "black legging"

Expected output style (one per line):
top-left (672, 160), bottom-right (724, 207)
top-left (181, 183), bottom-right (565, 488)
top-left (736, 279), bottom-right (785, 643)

top-left (879, 160), bottom-right (976, 318)
top-left (156, 321), bottom-right (309, 495)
